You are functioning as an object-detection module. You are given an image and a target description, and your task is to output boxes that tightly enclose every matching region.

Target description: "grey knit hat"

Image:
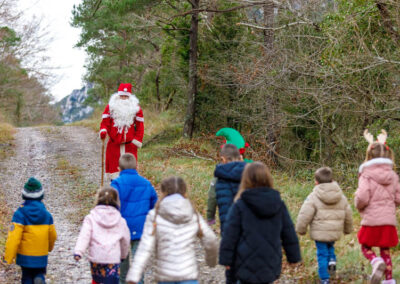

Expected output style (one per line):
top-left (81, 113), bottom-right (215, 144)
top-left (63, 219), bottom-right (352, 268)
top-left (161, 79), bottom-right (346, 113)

top-left (22, 177), bottom-right (44, 199)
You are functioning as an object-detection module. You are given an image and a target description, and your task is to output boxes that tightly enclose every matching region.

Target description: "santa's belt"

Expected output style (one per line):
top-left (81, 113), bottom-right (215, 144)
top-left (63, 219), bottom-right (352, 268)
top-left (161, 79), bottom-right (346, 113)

top-left (109, 141), bottom-right (133, 144)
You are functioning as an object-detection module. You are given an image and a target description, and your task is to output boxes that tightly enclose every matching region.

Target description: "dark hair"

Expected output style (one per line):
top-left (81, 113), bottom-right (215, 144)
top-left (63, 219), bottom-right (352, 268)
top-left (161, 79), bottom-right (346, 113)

top-left (235, 162), bottom-right (274, 201)
top-left (315, 167), bottom-right (333, 184)
top-left (119, 153), bottom-right (137, 170)
top-left (220, 144), bottom-right (241, 162)
top-left (96, 185), bottom-right (120, 209)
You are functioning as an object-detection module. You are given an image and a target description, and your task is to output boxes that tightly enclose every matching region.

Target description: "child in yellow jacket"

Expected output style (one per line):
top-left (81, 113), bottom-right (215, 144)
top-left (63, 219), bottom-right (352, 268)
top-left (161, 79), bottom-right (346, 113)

top-left (2, 177), bottom-right (57, 284)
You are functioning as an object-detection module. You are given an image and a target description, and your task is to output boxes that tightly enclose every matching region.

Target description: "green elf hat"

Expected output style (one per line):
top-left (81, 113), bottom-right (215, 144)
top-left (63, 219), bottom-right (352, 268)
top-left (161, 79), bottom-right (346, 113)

top-left (216, 128), bottom-right (251, 160)
top-left (22, 177), bottom-right (44, 200)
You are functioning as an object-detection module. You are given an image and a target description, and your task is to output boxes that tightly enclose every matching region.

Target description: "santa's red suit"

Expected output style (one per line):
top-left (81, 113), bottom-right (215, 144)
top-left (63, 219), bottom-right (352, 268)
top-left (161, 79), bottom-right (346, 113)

top-left (99, 83), bottom-right (144, 180)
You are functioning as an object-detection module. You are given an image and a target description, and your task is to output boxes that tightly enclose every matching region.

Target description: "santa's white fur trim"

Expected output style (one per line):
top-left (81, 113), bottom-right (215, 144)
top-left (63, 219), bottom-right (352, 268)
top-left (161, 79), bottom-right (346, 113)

top-left (359, 158), bottom-right (393, 173)
top-left (132, 139), bottom-right (142, 148)
top-left (99, 129), bottom-right (107, 133)
top-left (109, 93), bottom-right (140, 133)
top-left (102, 114), bottom-right (110, 119)
top-left (118, 91), bottom-right (131, 96)
top-left (22, 188), bottom-right (44, 199)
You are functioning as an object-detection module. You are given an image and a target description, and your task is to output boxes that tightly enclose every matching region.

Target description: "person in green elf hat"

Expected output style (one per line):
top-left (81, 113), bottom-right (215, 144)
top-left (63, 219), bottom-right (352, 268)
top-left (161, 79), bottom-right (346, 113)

top-left (3, 177), bottom-right (57, 284)
top-left (206, 128), bottom-right (252, 226)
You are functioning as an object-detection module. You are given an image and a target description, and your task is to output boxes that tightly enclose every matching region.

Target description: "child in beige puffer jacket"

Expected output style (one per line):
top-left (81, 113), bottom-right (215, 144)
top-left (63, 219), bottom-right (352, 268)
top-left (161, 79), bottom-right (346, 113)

top-left (296, 167), bottom-right (353, 284)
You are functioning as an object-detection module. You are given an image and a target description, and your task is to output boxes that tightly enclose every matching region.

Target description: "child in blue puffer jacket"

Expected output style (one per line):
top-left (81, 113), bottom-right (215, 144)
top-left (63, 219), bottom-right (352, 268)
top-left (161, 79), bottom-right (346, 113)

top-left (111, 153), bottom-right (158, 284)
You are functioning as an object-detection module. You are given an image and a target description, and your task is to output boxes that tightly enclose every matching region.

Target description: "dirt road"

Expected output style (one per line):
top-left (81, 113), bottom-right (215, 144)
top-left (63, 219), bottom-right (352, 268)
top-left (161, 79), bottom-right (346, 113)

top-left (0, 126), bottom-right (225, 283)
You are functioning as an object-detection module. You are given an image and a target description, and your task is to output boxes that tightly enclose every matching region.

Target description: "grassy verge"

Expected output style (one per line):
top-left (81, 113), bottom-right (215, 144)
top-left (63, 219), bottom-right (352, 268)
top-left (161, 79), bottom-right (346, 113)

top-left (75, 107), bottom-right (399, 282)
top-left (0, 121), bottom-right (16, 272)
top-left (54, 157), bottom-right (98, 223)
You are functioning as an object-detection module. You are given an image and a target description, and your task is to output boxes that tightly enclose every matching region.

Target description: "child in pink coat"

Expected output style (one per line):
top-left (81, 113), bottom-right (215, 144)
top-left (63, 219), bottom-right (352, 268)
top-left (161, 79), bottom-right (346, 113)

top-left (74, 186), bottom-right (131, 284)
top-left (355, 130), bottom-right (400, 284)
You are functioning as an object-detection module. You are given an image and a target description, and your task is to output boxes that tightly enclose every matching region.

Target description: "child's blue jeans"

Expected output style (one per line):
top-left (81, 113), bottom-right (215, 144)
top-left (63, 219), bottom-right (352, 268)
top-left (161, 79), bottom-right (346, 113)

top-left (120, 240), bottom-right (143, 284)
top-left (158, 281), bottom-right (198, 284)
top-left (315, 241), bottom-right (336, 280)
top-left (21, 267), bottom-right (46, 284)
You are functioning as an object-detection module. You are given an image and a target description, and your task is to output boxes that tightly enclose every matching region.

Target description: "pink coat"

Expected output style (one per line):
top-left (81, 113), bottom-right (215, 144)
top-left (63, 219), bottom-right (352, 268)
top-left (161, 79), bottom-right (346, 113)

top-left (355, 158), bottom-right (400, 226)
top-left (74, 205), bottom-right (131, 264)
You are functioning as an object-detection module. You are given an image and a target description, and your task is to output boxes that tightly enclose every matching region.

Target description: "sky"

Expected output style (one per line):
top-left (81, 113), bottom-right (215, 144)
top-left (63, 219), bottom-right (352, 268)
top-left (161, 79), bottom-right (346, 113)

top-left (18, 0), bottom-right (86, 102)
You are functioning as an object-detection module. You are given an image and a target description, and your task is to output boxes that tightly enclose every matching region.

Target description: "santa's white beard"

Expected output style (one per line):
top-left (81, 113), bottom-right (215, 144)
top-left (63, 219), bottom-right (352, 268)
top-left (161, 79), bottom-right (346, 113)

top-left (109, 94), bottom-right (140, 133)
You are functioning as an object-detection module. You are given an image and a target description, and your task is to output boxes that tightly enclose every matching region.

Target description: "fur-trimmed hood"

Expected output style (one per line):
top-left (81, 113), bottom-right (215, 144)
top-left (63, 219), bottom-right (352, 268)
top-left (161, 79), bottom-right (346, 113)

top-left (359, 158), bottom-right (395, 185)
top-left (358, 157), bottom-right (393, 173)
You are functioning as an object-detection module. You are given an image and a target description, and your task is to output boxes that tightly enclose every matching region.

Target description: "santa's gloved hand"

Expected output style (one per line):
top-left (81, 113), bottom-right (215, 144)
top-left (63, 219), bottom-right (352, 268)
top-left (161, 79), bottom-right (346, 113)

top-left (207, 219), bottom-right (216, 226)
top-left (99, 130), bottom-right (107, 140)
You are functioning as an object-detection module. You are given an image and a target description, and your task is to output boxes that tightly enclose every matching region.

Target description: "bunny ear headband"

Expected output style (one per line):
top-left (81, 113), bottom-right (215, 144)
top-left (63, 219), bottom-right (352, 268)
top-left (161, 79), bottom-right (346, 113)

top-left (363, 129), bottom-right (388, 148)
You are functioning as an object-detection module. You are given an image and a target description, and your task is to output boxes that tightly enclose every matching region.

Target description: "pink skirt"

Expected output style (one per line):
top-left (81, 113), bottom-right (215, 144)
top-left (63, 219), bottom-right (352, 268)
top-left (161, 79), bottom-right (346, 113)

top-left (358, 225), bottom-right (398, 248)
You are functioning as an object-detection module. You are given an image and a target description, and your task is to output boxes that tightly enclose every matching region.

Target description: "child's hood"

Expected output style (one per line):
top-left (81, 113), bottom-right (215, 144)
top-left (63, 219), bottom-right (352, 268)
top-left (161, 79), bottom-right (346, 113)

top-left (214, 161), bottom-right (246, 182)
top-left (313, 182), bottom-right (343, 205)
top-left (359, 158), bottom-right (395, 186)
top-left (241, 187), bottom-right (283, 218)
top-left (90, 205), bottom-right (122, 228)
top-left (158, 194), bottom-right (194, 224)
top-left (20, 200), bottom-right (48, 224)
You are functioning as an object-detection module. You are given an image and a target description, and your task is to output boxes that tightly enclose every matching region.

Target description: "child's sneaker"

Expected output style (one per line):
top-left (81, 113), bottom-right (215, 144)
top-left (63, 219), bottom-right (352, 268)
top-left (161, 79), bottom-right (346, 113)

top-left (328, 260), bottom-right (336, 277)
top-left (33, 276), bottom-right (45, 284)
top-left (370, 257), bottom-right (386, 284)
top-left (320, 279), bottom-right (330, 284)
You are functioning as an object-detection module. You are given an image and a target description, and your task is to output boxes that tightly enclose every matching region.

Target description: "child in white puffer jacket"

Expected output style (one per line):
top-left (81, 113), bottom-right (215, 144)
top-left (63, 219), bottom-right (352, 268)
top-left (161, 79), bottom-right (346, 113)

top-left (126, 176), bottom-right (218, 284)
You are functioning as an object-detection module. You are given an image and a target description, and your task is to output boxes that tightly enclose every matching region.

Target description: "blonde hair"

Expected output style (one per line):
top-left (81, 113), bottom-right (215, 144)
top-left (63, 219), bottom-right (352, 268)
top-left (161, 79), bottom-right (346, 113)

top-left (119, 153), bottom-right (137, 170)
top-left (152, 176), bottom-right (202, 237)
top-left (235, 162), bottom-right (274, 202)
top-left (96, 185), bottom-right (120, 209)
top-left (365, 142), bottom-right (395, 164)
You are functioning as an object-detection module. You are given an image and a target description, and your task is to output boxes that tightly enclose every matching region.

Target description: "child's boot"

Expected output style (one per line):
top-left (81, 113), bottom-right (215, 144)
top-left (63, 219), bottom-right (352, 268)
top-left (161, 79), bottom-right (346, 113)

top-left (328, 260), bottom-right (336, 277)
top-left (320, 279), bottom-right (329, 284)
top-left (370, 257), bottom-right (386, 284)
top-left (382, 280), bottom-right (396, 284)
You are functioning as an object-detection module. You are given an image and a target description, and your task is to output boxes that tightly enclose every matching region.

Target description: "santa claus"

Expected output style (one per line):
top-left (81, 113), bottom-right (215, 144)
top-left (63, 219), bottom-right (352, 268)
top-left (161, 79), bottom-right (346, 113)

top-left (99, 83), bottom-right (144, 180)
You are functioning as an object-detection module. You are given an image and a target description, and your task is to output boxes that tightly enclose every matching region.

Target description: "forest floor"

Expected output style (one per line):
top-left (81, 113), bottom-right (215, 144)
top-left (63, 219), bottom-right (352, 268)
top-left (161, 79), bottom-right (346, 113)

top-left (0, 110), bottom-right (399, 283)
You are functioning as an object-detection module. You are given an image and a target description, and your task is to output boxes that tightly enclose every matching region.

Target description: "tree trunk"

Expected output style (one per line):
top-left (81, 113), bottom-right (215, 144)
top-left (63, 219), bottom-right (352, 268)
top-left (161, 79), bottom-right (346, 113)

top-left (263, 0), bottom-right (279, 165)
top-left (183, 0), bottom-right (199, 138)
top-left (263, 1), bottom-right (274, 50)
top-left (155, 63), bottom-right (161, 111)
top-left (375, 1), bottom-right (400, 47)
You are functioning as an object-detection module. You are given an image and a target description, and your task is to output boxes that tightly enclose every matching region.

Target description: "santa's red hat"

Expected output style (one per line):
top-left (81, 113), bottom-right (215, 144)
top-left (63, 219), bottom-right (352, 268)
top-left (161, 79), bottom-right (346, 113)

top-left (117, 83), bottom-right (132, 96)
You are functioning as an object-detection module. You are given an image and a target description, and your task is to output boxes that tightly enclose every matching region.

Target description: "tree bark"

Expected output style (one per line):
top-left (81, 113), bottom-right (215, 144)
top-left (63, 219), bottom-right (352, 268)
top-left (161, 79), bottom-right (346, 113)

top-left (375, 1), bottom-right (400, 47)
top-left (263, 0), bottom-right (279, 165)
top-left (183, 0), bottom-right (199, 138)
top-left (155, 63), bottom-right (161, 111)
top-left (263, 1), bottom-right (274, 50)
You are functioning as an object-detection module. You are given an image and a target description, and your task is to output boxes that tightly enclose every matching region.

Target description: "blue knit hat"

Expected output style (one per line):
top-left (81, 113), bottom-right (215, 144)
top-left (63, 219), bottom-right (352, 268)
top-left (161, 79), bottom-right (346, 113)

top-left (22, 177), bottom-right (44, 199)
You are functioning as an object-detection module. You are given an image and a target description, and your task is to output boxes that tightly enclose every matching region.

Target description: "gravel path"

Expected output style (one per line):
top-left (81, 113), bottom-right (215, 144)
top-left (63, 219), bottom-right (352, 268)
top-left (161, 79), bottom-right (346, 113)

top-left (0, 126), bottom-right (226, 283)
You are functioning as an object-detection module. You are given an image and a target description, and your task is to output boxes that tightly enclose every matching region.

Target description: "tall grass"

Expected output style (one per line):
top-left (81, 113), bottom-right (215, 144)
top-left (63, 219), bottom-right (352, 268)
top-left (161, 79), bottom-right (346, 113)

top-left (0, 120), bottom-right (15, 262)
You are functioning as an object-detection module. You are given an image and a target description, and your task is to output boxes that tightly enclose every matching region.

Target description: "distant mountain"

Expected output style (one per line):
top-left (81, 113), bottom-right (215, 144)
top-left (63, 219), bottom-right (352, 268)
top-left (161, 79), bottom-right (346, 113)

top-left (57, 84), bottom-right (94, 123)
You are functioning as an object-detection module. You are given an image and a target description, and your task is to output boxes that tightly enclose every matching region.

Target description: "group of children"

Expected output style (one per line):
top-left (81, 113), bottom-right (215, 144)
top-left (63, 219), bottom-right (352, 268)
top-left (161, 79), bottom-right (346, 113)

top-left (3, 129), bottom-right (400, 284)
